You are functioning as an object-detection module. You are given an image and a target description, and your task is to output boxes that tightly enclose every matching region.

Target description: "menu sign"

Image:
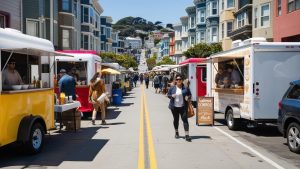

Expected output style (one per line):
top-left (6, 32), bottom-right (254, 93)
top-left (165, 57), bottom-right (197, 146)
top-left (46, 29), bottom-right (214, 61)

top-left (197, 97), bottom-right (214, 126)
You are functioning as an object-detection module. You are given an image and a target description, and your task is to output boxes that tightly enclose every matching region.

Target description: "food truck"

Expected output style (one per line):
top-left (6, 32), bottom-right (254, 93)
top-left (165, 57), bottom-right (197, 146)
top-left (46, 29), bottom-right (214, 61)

top-left (55, 50), bottom-right (101, 113)
top-left (207, 38), bottom-right (300, 130)
top-left (0, 28), bottom-right (70, 154)
top-left (178, 58), bottom-right (207, 105)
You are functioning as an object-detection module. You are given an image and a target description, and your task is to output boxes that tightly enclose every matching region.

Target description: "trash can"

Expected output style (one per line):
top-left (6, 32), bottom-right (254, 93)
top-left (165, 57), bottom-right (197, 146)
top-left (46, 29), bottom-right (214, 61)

top-left (112, 89), bottom-right (122, 105)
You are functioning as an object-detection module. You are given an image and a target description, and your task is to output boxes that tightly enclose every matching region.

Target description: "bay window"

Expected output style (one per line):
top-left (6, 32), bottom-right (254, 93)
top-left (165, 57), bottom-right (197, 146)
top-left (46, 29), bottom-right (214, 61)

top-left (261, 3), bottom-right (270, 27)
top-left (26, 19), bottom-right (39, 37)
top-left (89, 7), bottom-right (94, 24)
top-left (81, 6), bottom-right (89, 23)
top-left (62, 29), bottom-right (70, 48)
top-left (62, 0), bottom-right (70, 11)
top-left (200, 31), bottom-right (205, 42)
top-left (227, 22), bottom-right (232, 36)
top-left (200, 9), bottom-right (205, 23)
top-left (227, 0), bottom-right (234, 8)
top-left (212, 27), bottom-right (218, 42)
top-left (288, 0), bottom-right (300, 12)
top-left (212, 2), bottom-right (218, 15)
top-left (237, 12), bottom-right (246, 28)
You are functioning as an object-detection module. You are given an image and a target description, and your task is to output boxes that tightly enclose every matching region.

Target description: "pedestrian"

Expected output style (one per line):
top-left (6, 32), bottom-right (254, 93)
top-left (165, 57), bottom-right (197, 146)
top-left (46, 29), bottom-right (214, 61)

top-left (162, 74), bottom-right (169, 94)
top-left (89, 72), bottom-right (108, 125)
top-left (158, 74), bottom-right (163, 93)
top-left (167, 75), bottom-right (192, 142)
top-left (153, 74), bottom-right (160, 93)
top-left (58, 69), bottom-right (76, 100)
top-left (139, 73), bottom-right (144, 84)
top-left (145, 74), bottom-right (150, 89)
top-left (133, 73), bottom-right (139, 87)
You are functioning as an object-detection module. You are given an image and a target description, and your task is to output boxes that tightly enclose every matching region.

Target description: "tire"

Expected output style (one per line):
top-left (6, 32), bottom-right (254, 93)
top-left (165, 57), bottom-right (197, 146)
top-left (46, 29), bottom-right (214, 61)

top-left (287, 122), bottom-right (300, 154)
top-left (226, 109), bottom-right (239, 130)
top-left (24, 122), bottom-right (45, 154)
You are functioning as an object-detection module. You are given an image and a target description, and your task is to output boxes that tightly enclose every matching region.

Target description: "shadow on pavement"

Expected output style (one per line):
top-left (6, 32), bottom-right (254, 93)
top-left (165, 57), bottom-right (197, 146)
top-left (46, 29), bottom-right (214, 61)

top-left (0, 126), bottom-right (108, 168)
top-left (103, 122), bottom-right (126, 125)
top-left (191, 136), bottom-right (212, 140)
top-left (114, 103), bottom-right (134, 107)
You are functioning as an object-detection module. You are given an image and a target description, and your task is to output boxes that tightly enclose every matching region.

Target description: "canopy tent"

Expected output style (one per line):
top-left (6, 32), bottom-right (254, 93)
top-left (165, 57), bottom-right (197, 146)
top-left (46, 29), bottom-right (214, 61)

top-left (179, 58), bottom-right (207, 65)
top-left (101, 68), bottom-right (121, 74)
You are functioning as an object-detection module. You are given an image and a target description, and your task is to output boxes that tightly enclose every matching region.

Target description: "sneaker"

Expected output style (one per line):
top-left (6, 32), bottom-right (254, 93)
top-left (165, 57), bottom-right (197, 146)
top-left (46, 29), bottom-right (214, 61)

top-left (185, 135), bottom-right (192, 142)
top-left (92, 120), bottom-right (95, 125)
top-left (175, 132), bottom-right (179, 139)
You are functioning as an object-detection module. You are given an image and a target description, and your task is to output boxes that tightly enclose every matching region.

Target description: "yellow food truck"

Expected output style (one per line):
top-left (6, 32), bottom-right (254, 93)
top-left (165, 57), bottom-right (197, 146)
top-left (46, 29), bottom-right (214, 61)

top-left (0, 28), bottom-right (69, 154)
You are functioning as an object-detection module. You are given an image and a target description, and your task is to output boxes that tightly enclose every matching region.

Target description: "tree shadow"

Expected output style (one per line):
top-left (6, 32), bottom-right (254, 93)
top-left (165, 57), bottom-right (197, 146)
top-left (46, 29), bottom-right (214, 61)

top-left (0, 127), bottom-right (108, 167)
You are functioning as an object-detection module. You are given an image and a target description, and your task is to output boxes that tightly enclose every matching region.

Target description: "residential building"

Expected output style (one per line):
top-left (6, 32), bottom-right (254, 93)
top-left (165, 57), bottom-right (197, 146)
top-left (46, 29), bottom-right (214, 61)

top-left (194, 0), bottom-right (207, 44)
top-left (186, 6), bottom-right (196, 47)
top-left (273, 0), bottom-right (300, 42)
top-left (253, 0), bottom-right (273, 41)
top-left (152, 30), bottom-right (163, 40)
top-left (100, 16), bottom-right (113, 52)
top-left (80, 0), bottom-right (103, 51)
top-left (112, 30), bottom-right (120, 53)
top-left (218, 0), bottom-right (235, 50)
top-left (157, 41), bottom-right (163, 62)
top-left (162, 33), bottom-right (170, 58)
top-left (124, 37), bottom-right (142, 49)
top-left (206, 0), bottom-right (219, 43)
top-left (169, 31), bottom-right (175, 57)
top-left (0, 0), bottom-right (22, 30)
top-left (228, 0), bottom-right (253, 41)
top-left (180, 16), bottom-right (189, 53)
top-left (58, 0), bottom-right (82, 50)
top-left (23, 0), bottom-right (59, 48)
top-left (118, 36), bottom-right (125, 54)
top-left (174, 23), bottom-right (183, 64)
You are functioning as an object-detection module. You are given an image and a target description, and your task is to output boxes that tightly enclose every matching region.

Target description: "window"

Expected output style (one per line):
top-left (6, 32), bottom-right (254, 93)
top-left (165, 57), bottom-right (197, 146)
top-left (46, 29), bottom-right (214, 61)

top-left (0, 14), bottom-right (5, 28)
top-left (254, 7), bottom-right (258, 28)
top-left (62, 29), bottom-right (70, 48)
top-left (212, 27), bottom-right (218, 42)
top-left (191, 36), bottom-right (195, 45)
top-left (200, 31), bottom-right (205, 42)
top-left (89, 7), bottom-right (94, 24)
top-left (81, 6), bottom-right (89, 23)
top-left (62, 0), bottom-right (69, 11)
top-left (287, 85), bottom-right (300, 99)
top-left (288, 0), bottom-right (300, 12)
top-left (212, 2), bottom-right (218, 15)
top-left (200, 9), bottom-right (205, 23)
top-left (191, 16), bottom-right (195, 28)
top-left (277, 0), bottom-right (281, 16)
top-left (201, 67), bottom-right (207, 82)
top-left (237, 12), bottom-right (246, 28)
top-left (227, 0), bottom-right (234, 8)
top-left (227, 22), bottom-right (233, 36)
top-left (82, 34), bottom-right (89, 50)
top-left (221, 23), bottom-right (224, 39)
top-left (261, 3), bottom-right (270, 27)
top-left (74, 2), bottom-right (78, 18)
top-left (207, 3), bottom-right (211, 16)
top-left (207, 28), bottom-right (210, 42)
top-left (26, 20), bottom-right (39, 37)
top-left (222, 0), bottom-right (224, 10)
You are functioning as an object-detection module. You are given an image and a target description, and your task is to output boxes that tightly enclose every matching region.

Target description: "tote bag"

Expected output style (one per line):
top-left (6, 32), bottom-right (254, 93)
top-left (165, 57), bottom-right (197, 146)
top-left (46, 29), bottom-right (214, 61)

top-left (187, 101), bottom-right (195, 118)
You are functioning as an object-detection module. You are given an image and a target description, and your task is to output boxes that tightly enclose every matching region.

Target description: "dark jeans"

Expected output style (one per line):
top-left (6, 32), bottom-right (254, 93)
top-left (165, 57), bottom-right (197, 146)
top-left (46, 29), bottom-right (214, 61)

top-left (171, 107), bottom-right (189, 131)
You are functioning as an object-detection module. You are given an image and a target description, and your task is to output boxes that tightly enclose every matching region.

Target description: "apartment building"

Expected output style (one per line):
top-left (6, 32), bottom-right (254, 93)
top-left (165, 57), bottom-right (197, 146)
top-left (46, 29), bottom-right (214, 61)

top-left (228, 0), bottom-right (252, 41)
top-left (0, 0), bottom-right (22, 30)
top-left (253, 0), bottom-right (273, 41)
top-left (180, 16), bottom-right (189, 53)
top-left (273, 0), bottom-right (300, 42)
top-left (194, 0), bottom-right (207, 44)
top-left (174, 23), bottom-right (183, 64)
top-left (100, 16), bottom-right (113, 52)
top-left (23, 0), bottom-right (59, 48)
top-left (218, 0), bottom-right (235, 50)
top-left (186, 6), bottom-right (197, 47)
top-left (80, 0), bottom-right (103, 51)
top-left (58, 0), bottom-right (82, 50)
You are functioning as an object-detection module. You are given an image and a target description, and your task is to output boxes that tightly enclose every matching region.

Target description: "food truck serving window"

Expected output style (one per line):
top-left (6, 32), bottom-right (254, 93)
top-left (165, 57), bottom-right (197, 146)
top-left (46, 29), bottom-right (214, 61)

top-left (1, 51), bottom-right (44, 91)
top-left (57, 61), bottom-right (88, 85)
top-left (213, 58), bottom-right (244, 90)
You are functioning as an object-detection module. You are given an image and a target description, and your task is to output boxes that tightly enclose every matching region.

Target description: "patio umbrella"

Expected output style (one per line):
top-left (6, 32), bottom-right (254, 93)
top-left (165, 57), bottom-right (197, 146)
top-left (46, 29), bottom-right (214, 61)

top-left (101, 68), bottom-right (121, 74)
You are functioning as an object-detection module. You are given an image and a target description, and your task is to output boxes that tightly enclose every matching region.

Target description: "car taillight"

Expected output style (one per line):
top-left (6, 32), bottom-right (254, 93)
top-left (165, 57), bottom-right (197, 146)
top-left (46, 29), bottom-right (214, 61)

top-left (278, 101), bottom-right (282, 110)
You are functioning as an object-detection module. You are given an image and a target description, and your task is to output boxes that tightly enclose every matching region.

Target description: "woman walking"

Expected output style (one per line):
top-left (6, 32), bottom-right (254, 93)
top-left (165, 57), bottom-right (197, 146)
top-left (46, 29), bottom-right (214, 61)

top-left (145, 74), bottom-right (150, 89)
top-left (167, 75), bottom-right (192, 142)
top-left (89, 72), bottom-right (107, 125)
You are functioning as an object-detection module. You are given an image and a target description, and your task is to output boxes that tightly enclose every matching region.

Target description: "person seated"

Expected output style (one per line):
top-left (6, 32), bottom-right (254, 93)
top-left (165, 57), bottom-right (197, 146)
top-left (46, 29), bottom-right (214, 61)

top-left (226, 64), bottom-right (241, 85)
top-left (2, 58), bottom-right (23, 90)
top-left (215, 68), bottom-right (225, 87)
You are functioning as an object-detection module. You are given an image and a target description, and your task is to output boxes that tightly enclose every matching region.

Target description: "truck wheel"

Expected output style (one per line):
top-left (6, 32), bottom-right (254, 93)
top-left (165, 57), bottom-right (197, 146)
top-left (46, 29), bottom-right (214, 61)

top-left (287, 122), bottom-right (300, 154)
top-left (226, 109), bottom-right (239, 130)
top-left (25, 122), bottom-right (45, 154)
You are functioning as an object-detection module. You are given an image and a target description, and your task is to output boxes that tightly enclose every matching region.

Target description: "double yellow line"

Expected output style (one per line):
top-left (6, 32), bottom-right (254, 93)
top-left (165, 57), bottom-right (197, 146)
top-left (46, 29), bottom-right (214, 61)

top-left (138, 85), bottom-right (157, 169)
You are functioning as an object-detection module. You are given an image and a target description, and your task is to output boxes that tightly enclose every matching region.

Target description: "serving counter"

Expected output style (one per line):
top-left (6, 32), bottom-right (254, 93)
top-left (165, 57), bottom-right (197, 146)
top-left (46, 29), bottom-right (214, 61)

top-left (213, 88), bottom-right (244, 95)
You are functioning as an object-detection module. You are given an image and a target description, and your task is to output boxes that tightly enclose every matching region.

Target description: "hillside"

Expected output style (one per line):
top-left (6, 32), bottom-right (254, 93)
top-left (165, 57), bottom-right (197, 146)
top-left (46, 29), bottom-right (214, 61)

top-left (113, 17), bottom-right (164, 37)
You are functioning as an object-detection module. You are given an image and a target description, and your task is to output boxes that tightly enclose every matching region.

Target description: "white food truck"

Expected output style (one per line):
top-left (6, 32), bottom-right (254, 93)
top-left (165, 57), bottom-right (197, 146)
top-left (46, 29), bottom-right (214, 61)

top-left (207, 38), bottom-right (300, 130)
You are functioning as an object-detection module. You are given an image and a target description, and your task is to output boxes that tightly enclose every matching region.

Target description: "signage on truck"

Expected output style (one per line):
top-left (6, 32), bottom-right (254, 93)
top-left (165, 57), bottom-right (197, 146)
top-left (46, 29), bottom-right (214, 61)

top-left (197, 97), bottom-right (214, 126)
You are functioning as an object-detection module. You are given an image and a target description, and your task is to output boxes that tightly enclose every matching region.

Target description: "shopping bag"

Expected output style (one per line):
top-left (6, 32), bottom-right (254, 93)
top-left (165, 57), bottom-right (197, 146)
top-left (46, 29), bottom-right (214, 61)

top-left (97, 93), bottom-right (107, 103)
top-left (187, 101), bottom-right (195, 118)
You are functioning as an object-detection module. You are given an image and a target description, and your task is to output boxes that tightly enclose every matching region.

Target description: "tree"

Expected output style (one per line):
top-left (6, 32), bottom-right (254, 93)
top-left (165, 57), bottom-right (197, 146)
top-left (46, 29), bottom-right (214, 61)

top-left (183, 43), bottom-right (223, 58)
top-left (166, 23), bottom-right (174, 29)
top-left (156, 56), bottom-right (175, 66)
top-left (146, 53), bottom-right (157, 70)
top-left (100, 52), bottom-right (138, 69)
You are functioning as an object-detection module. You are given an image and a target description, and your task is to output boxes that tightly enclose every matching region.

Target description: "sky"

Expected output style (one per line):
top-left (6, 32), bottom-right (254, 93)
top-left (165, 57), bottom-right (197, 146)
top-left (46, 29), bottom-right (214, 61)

top-left (99, 0), bottom-right (194, 24)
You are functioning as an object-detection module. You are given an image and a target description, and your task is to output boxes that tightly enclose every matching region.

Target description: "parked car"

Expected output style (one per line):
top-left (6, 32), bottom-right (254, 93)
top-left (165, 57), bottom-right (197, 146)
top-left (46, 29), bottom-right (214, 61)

top-left (278, 80), bottom-right (300, 154)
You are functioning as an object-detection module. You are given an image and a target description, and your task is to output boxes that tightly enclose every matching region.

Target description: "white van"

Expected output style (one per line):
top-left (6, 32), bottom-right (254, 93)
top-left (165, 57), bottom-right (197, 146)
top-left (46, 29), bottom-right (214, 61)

top-left (207, 38), bottom-right (300, 130)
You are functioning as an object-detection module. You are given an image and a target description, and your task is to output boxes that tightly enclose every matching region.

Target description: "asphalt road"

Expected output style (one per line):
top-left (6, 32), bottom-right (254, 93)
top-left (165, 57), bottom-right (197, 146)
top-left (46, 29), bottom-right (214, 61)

top-left (1, 85), bottom-right (299, 169)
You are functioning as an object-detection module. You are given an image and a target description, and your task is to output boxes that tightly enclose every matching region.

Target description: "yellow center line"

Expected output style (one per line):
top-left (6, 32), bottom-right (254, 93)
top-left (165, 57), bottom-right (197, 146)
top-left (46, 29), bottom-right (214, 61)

top-left (143, 85), bottom-right (158, 169)
top-left (138, 85), bottom-right (145, 169)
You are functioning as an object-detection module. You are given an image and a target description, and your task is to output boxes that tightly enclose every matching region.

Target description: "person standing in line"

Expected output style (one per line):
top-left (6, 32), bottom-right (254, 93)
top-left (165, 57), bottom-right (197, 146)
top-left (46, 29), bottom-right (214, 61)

top-left (58, 69), bottom-right (76, 100)
top-left (89, 72), bottom-right (107, 125)
top-left (145, 74), bottom-right (150, 89)
top-left (167, 75), bottom-right (192, 142)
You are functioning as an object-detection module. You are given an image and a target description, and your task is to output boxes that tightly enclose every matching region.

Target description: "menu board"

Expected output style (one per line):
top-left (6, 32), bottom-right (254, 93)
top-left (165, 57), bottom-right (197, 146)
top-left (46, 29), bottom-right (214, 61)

top-left (197, 97), bottom-right (214, 126)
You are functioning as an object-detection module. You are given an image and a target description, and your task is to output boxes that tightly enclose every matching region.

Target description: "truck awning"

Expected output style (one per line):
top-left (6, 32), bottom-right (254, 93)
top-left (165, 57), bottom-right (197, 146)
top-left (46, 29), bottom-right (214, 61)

top-left (179, 58), bottom-right (207, 65)
top-left (1, 48), bottom-right (73, 57)
top-left (209, 48), bottom-right (251, 63)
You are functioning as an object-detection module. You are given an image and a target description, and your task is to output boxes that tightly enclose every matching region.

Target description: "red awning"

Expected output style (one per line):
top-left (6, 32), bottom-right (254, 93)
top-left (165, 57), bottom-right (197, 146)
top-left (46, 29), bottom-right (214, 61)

top-left (179, 58), bottom-right (207, 65)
